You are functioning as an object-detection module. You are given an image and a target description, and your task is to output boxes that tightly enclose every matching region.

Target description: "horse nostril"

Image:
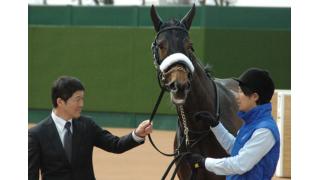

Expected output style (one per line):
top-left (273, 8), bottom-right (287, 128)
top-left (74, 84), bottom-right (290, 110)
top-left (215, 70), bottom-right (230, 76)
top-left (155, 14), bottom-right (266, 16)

top-left (168, 81), bottom-right (190, 93)
top-left (168, 82), bottom-right (177, 92)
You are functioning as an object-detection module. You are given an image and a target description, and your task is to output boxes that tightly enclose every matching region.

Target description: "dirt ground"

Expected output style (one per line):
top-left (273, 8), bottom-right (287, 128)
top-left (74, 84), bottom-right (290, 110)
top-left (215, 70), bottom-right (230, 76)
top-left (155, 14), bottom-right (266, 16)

top-left (92, 128), bottom-right (290, 180)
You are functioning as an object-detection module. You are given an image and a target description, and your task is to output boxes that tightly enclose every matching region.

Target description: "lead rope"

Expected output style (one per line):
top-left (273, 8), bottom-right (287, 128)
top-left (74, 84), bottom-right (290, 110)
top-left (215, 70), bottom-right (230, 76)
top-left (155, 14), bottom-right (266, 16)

top-left (163, 105), bottom-right (195, 180)
top-left (149, 85), bottom-right (219, 180)
top-left (160, 105), bottom-right (192, 180)
top-left (176, 105), bottom-right (197, 180)
top-left (147, 88), bottom-right (178, 157)
top-left (158, 104), bottom-right (212, 180)
top-left (179, 105), bottom-right (190, 148)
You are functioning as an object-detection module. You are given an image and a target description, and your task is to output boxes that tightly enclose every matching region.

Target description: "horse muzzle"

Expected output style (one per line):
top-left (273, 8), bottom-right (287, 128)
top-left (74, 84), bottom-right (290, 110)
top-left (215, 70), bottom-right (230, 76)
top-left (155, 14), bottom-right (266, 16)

top-left (167, 80), bottom-right (191, 105)
top-left (159, 53), bottom-right (194, 105)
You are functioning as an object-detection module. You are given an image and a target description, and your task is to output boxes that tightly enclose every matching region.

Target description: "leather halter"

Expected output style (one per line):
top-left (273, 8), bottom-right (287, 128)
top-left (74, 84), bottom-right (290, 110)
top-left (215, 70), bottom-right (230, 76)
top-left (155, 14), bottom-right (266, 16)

top-left (152, 26), bottom-right (188, 66)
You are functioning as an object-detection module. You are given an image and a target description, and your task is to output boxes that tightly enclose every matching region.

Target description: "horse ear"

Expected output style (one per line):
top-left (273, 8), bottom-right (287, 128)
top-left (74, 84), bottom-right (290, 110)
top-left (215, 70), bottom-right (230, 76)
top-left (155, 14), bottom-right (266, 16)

top-left (180, 4), bottom-right (196, 30)
top-left (150, 5), bottom-right (163, 32)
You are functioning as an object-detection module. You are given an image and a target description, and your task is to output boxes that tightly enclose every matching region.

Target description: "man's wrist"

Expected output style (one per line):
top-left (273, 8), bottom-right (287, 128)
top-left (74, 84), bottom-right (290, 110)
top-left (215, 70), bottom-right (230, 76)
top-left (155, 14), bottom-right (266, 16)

top-left (132, 130), bottom-right (145, 142)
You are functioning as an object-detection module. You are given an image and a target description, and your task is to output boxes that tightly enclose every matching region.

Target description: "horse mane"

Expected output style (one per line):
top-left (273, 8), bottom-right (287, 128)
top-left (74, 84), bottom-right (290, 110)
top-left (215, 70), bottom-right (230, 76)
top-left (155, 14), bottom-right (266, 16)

top-left (189, 52), bottom-right (215, 80)
top-left (204, 64), bottom-right (215, 80)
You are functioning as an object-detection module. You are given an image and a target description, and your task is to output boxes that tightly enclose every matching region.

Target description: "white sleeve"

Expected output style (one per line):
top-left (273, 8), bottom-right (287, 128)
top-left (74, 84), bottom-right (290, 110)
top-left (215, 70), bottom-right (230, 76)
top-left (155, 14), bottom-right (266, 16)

top-left (131, 131), bottom-right (145, 143)
top-left (210, 123), bottom-right (236, 154)
top-left (205, 128), bottom-right (276, 175)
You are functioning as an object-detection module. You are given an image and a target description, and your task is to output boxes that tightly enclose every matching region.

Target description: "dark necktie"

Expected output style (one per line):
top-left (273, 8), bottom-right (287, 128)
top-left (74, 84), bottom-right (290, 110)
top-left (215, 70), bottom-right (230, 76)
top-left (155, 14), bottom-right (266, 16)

top-left (64, 121), bottom-right (72, 163)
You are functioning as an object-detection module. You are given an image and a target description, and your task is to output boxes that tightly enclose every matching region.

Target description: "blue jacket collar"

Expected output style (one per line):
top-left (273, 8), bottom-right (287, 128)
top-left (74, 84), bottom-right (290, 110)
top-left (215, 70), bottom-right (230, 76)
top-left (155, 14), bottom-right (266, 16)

top-left (237, 103), bottom-right (272, 124)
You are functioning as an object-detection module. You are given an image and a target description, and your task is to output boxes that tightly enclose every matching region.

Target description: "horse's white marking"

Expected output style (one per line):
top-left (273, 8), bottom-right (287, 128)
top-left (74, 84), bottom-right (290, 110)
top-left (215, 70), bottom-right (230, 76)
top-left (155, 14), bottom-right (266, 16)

top-left (159, 53), bottom-right (194, 73)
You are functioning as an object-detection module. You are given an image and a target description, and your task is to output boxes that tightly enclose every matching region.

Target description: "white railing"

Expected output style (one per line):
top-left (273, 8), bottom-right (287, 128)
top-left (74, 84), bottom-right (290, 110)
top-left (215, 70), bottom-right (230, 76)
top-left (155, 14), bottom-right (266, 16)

top-left (275, 89), bottom-right (291, 177)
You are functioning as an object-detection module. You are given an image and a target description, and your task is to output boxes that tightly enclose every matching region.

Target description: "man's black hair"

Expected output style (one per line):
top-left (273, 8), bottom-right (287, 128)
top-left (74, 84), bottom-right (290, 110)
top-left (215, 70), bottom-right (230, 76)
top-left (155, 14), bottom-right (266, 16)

top-left (51, 76), bottom-right (85, 108)
top-left (240, 85), bottom-right (266, 105)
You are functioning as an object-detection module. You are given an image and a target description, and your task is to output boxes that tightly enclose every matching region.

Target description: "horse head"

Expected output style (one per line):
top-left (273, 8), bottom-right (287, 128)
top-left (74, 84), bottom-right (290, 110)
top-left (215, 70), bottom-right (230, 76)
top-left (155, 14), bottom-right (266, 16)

top-left (151, 4), bottom-right (196, 105)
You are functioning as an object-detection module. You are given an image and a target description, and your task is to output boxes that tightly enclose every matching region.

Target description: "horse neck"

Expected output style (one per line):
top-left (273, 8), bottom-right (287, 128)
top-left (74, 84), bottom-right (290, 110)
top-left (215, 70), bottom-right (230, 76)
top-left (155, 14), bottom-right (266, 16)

top-left (177, 55), bottom-right (217, 130)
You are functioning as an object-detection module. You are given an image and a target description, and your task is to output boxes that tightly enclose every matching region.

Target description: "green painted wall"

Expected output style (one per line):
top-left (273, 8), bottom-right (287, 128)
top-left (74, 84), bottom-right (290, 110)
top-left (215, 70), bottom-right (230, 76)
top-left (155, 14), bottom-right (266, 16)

top-left (28, 6), bottom-right (290, 127)
top-left (29, 5), bottom-right (290, 30)
top-left (28, 26), bottom-right (205, 114)
top-left (203, 28), bottom-right (290, 89)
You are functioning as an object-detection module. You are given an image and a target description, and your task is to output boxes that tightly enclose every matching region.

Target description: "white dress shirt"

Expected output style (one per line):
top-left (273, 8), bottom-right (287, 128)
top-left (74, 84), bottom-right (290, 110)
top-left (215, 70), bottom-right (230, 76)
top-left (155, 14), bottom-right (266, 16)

top-left (51, 111), bottom-right (144, 144)
top-left (131, 131), bottom-right (145, 142)
top-left (51, 111), bottom-right (73, 147)
top-left (204, 122), bottom-right (276, 175)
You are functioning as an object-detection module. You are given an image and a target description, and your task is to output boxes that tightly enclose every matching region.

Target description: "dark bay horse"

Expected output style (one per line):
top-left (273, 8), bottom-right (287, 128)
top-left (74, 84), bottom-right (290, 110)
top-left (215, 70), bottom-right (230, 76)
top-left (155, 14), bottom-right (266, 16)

top-left (150, 5), bottom-right (243, 180)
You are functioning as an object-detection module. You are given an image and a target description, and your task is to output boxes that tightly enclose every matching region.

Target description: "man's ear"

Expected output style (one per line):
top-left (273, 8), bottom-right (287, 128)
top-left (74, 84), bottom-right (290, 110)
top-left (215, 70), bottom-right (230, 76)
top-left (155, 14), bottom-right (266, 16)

top-left (56, 97), bottom-right (65, 107)
top-left (252, 93), bottom-right (260, 103)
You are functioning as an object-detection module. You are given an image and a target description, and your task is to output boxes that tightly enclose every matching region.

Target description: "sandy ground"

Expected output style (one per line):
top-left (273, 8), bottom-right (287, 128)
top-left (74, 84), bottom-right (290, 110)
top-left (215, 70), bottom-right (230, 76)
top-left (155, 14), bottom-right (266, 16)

top-left (28, 125), bottom-right (290, 180)
top-left (92, 128), bottom-right (290, 180)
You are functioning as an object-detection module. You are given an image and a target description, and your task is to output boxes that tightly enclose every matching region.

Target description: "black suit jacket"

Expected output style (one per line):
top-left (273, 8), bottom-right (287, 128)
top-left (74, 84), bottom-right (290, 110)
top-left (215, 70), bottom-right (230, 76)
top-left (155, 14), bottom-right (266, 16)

top-left (28, 115), bottom-right (143, 180)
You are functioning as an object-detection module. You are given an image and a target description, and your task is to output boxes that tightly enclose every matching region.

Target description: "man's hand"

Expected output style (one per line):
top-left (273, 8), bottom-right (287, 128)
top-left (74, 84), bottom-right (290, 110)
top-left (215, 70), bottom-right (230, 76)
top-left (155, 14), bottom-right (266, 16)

top-left (135, 120), bottom-right (153, 138)
top-left (187, 153), bottom-right (206, 169)
top-left (193, 111), bottom-right (219, 127)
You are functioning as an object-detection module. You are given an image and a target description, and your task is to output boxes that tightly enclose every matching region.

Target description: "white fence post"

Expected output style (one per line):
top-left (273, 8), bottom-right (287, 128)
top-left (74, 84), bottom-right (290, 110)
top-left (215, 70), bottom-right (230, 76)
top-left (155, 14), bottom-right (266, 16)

top-left (275, 90), bottom-right (291, 177)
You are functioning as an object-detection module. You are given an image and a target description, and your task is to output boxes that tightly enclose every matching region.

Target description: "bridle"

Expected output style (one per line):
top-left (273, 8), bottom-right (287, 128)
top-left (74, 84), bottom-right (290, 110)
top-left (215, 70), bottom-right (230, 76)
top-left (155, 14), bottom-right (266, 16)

top-left (151, 26), bottom-right (189, 66)
top-left (151, 25), bottom-right (193, 91)
top-left (148, 25), bottom-right (221, 180)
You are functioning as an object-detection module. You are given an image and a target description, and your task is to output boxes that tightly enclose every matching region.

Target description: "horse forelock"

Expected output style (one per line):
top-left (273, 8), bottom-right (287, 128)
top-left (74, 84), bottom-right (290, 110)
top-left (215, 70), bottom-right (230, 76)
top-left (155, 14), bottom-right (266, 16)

top-left (160, 19), bottom-right (184, 29)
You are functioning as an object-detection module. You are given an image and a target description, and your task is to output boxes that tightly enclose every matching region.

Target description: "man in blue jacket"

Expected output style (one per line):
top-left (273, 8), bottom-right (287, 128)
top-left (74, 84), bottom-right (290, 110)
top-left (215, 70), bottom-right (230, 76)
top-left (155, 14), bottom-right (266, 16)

top-left (188, 68), bottom-right (280, 180)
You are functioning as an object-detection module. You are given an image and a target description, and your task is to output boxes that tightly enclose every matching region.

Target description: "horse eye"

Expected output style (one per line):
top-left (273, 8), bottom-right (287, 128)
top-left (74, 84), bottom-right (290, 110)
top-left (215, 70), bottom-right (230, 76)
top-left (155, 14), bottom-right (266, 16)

top-left (159, 43), bottom-right (168, 50)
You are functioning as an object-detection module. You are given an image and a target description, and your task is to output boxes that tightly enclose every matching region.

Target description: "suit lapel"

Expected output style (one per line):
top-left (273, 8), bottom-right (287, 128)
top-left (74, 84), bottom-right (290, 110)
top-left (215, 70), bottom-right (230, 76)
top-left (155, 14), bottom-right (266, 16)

top-left (44, 116), bottom-right (71, 165)
top-left (71, 118), bottom-right (81, 165)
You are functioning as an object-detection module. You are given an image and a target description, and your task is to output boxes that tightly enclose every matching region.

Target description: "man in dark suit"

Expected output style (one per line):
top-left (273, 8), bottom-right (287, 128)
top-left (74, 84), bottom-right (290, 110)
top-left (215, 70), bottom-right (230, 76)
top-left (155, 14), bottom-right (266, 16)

top-left (28, 76), bottom-right (153, 180)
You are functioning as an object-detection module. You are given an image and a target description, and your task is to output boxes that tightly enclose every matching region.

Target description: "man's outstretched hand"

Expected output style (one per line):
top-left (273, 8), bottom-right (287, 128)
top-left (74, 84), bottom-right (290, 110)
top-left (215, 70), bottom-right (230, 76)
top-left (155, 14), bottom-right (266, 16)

top-left (135, 120), bottom-right (153, 138)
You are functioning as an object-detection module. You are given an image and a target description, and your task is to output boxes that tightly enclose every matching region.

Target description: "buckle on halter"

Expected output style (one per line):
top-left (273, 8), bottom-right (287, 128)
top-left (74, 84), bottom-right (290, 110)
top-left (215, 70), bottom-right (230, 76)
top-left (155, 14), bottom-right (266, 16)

top-left (194, 163), bottom-right (200, 169)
